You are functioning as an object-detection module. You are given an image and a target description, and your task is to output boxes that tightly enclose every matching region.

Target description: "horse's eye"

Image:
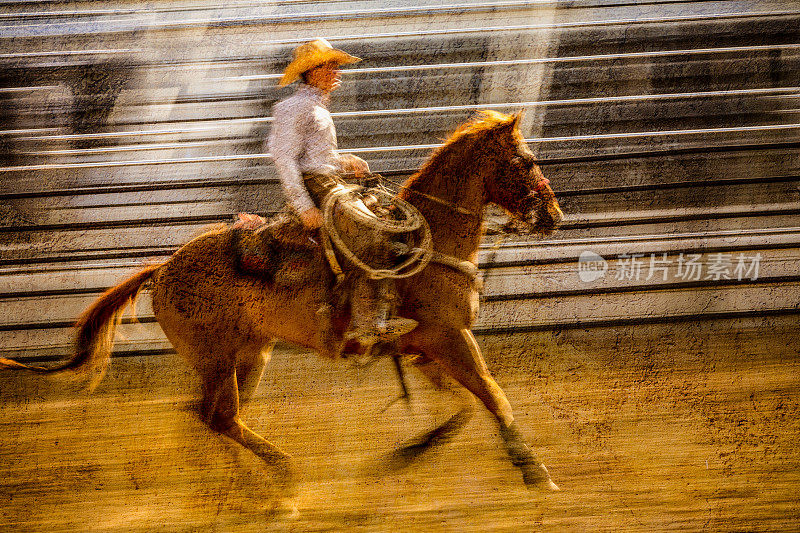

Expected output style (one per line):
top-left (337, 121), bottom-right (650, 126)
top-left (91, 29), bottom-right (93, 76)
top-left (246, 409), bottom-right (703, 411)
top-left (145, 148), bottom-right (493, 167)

top-left (514, 155), bottom-right (533, 169)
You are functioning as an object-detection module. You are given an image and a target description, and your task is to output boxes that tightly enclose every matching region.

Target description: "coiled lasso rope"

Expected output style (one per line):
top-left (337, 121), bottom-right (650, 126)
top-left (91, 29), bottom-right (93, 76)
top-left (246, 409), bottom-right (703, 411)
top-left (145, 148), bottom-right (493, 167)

top-left (320, 185), bottom-right (433, 281)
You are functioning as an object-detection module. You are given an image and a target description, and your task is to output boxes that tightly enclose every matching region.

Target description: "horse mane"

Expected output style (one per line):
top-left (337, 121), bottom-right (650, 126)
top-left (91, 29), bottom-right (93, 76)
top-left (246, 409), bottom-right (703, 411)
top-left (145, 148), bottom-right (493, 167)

top-left (400, 110), bottom-right (519, 196)
top-left (445, 109), bottom-right (519, 143)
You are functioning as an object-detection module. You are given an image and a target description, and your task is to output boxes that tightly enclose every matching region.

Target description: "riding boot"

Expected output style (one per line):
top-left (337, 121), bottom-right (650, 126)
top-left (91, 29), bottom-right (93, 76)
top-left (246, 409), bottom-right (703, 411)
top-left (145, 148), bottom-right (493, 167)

top-left (315, 303), bottom-right (346, 359)
top-left (374, 278), bottom-right (418, 340)
top-left (344, 277), bottom-right (417, 348)
top-left (314, 277), bottom-right (351, 359)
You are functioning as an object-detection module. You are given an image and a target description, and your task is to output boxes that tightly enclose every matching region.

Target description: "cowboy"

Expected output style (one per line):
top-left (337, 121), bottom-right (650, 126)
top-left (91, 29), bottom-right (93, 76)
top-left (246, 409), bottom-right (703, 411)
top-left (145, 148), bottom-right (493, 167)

top-left (267, 38), bottom-right (417, 355)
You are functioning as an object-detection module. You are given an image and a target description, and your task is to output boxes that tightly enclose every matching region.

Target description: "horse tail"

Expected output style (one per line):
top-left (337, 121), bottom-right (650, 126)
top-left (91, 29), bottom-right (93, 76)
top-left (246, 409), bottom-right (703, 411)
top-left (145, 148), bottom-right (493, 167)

top-left (0, 263), bottom-right (163, 390)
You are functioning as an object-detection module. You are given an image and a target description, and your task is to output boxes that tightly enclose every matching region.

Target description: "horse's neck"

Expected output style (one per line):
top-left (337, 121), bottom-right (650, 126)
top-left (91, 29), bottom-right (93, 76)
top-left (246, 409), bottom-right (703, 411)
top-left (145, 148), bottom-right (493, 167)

top-left (407, 162), bottom-right (486, 262)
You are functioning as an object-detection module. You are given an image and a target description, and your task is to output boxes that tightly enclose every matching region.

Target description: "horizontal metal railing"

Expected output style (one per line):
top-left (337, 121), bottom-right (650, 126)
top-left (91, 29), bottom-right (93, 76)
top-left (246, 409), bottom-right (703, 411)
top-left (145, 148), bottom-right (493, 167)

top-left (3, 201), bottom-right (797, 234)
top-left (265, 9), bottom-right (800, 45)
top-left (0, 0), bottom-right (742, 19)
top-left (231, 43), bottom-right (800, 82)
top-left (2, 3), bottom-right (796, 39)
top-left (2, 123), bottom-right (797, 173)
top-left (5, 12), bottom-right (797, 65)
top-left (6, 85), bottom-right (797, 143)
top-left (0, 0), bottom-right (379, 20)
top-left (0, 1), bottom-right (595, 37)
top-left (2, 225), bottom-right (799, 272)
top-left (3, 172), bottom-right (798, 202)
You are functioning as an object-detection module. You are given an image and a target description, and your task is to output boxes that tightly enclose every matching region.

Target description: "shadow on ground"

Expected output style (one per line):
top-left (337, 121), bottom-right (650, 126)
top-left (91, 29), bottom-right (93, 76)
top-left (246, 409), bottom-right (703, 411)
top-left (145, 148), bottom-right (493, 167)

top-left (1, 317), bottom-right (798, 531)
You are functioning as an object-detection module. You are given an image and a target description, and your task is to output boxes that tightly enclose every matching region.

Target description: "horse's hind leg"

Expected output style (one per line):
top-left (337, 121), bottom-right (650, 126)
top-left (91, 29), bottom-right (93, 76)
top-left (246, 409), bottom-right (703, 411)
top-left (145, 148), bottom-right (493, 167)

top-left (198, 360), bottom-right (296, 495)
top-left (416, 326), bottom-right (559, 491)
top-left (236, 339), bottom-right (275, 404)
top-left (389, 358), bottom-right (475, 467)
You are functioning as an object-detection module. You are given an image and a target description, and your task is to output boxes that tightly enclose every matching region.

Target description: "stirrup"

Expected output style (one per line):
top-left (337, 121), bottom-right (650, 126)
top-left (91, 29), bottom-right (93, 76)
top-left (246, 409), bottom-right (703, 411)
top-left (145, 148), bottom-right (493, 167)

top-left (346, 341), bottom-right (398, 369)
top-left (377, 317), bottom-right (418, 340)
top-left (344, 317), bottom-right (418, 346)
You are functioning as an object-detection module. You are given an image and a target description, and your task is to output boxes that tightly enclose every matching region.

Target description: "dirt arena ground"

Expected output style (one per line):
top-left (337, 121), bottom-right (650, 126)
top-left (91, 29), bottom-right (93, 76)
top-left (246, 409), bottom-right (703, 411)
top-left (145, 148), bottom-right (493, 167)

top-left (1, 318), bottom-right (798, 532)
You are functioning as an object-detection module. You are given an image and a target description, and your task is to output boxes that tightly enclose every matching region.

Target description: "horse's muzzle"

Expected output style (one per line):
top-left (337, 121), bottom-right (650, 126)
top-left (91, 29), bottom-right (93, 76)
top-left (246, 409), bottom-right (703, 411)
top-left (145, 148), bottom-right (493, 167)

top-left (528, 202), bottom-right (563, 237)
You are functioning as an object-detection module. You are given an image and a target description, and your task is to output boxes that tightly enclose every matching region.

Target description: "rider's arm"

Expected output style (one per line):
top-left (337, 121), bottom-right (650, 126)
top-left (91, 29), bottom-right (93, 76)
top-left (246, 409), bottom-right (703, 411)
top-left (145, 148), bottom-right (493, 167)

top-left (337, 153), bottom-right (370, 177)
top-left (268, 103), bottom-right (316, 215)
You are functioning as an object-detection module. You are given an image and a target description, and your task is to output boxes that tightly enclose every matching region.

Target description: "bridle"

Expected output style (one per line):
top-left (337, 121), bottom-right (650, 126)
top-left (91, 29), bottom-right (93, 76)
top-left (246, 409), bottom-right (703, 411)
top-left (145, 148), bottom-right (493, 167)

top-left (393, 174), bottom-right (551, 288)
top-left (398, 185), bottom-right (480, 218)
top-left (534, 177), bottom-right (551, 192)
top-left (392, 176), bottom-right (551, 219)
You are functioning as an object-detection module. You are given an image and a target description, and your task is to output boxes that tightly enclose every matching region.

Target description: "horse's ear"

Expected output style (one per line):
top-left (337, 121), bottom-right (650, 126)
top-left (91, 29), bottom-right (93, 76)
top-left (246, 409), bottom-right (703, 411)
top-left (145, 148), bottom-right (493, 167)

top-left (498, 111), bottom-right (522, 132)
top-left (492, 111), bottom-right (523, 140)
top-left (511, 111), bottom-right (524, 128)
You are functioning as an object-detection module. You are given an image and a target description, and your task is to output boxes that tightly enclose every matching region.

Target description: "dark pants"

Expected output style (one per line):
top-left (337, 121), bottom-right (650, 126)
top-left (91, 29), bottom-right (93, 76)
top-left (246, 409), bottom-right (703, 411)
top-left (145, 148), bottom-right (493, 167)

top-left (302, 172), bottom-right (399, 344)
top-left (302, 172), bottom-right (345, 208)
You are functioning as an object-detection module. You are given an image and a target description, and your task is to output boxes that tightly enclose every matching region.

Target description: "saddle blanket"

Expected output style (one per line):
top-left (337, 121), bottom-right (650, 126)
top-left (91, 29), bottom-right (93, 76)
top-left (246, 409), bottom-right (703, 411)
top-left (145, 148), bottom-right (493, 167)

top-left (233, 214), bottom-right (324, 285)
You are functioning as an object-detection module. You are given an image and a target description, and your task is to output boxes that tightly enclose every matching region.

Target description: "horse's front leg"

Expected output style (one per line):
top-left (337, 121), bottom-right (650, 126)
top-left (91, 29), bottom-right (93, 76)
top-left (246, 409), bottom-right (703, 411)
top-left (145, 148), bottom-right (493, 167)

top-left (413, 326), bottom-right (559, 491)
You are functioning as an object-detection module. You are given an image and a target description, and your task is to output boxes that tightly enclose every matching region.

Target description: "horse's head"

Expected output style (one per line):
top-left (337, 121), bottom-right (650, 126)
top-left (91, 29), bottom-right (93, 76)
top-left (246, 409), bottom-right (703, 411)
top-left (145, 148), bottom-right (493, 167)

top-left (480, 112), bottom-right (563, 236)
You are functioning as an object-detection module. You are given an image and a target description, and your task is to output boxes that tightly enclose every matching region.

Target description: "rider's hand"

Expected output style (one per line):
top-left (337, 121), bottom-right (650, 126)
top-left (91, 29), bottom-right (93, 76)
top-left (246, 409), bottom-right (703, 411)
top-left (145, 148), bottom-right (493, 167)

top-left (339, 154), bottom-right (370, 179)
top-left (299, 207), bottom-right (323, 229)
top-left (233, 212), bottom-right (266, 230)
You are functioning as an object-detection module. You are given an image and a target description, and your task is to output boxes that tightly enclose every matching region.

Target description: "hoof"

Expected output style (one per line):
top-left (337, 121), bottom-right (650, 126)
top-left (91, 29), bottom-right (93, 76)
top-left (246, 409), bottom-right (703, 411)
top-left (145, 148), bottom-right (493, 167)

top-left (500, 422), bottom-right (559, 492)
top-left (539, 478), bottom-right (561, 492)
top-left (521, 462), bottom-right (560, 492)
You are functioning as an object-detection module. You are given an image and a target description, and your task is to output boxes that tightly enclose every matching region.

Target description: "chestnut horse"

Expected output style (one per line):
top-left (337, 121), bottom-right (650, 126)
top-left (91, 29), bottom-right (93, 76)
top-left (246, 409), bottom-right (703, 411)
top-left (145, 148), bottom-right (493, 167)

top-left (1, 111), bottom-right (563, 499)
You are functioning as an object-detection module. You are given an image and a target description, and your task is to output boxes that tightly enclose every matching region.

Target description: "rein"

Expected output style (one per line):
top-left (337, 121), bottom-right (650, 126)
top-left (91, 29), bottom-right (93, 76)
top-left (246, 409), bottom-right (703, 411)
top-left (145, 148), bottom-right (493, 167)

top-left (390, 175), bottom-right (550, 219)
top-left (399, 185), bottom-right (480, 218)
top-left (373, 174), bottom-right (480, 218)
top-left (394, 176), bottom-right (550, 290)
top-left (411, 248), bottom-right (482, 290)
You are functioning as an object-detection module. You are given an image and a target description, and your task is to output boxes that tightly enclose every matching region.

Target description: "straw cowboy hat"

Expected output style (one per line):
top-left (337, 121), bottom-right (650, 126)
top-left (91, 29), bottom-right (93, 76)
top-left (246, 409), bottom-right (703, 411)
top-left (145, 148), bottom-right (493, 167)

top-left (279, 38), bottom-right (361, 87)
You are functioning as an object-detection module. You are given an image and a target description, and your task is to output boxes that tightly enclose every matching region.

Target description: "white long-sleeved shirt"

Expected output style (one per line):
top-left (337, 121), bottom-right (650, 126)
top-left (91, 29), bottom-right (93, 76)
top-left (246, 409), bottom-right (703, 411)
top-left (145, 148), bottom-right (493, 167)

top-left (267, 84), bottom-right (344, 213)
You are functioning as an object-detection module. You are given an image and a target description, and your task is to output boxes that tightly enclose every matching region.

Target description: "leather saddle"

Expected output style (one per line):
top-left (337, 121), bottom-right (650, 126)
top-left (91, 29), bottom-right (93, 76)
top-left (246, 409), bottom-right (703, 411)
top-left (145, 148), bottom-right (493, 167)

top-left (233, 211), bottom-right (326, 286)
top-left (234, 186), bottom-right (422, 285)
